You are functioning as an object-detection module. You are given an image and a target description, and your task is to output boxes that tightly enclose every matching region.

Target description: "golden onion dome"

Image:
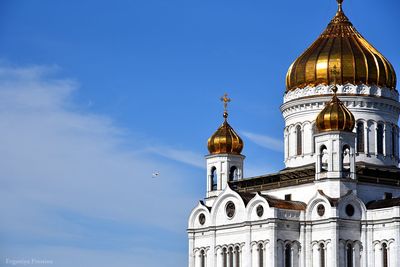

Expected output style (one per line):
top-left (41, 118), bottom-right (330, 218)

top-left (286, 0), bottom-right (396, 92)
top-left (316, 86), bottom-right (355, 132)
top-left (207, 94), bottom-right (244, 155)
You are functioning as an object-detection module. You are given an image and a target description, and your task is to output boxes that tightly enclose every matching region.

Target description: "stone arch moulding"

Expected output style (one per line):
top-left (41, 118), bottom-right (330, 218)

top-left (188, 201), bottom-right (211, 229)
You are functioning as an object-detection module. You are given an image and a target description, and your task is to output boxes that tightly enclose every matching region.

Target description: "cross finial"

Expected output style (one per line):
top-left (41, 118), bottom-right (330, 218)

top-left (220, 93), bottom-right (231, 119)
top-left (330, 65), bottom-right (340, 94)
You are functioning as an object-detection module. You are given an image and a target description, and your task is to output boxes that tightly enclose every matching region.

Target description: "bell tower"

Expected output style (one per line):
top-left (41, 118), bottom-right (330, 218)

top-left (314, 67), bottom-right (357, 197)
top-left (205, 94), bottom-right (245, 203)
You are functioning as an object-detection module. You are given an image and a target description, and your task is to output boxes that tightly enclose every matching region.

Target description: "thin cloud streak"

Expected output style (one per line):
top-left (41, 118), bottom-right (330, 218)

top-left (241, 131), bottom-right (283, 152)
top-left (147, 146), bottom-right (204, 169)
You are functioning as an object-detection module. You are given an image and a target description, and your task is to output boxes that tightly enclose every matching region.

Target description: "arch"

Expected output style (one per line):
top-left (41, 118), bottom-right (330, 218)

top-left (391, 124), bottom-right (397, 157)
top-left (377, 123), bottom-right (384, 155)
top-left (187, 201), bottom-right (211, 228)
top-left (337, 192), bottom-right (367, 220)
top-left (222, 247), bottom-right (227, 267)
top-left (234, 245), bottom-right (240, 267)
top-left (296, 124), bottom-right (302, 156)
top-left (258, 243), bottom-right (264, 267)
top-left (319, 243), bottom-right (326, 267)
top-left (285, 243), bottom-right (292, 267)
top-left (356, 121), bottom-right (365, 153)
top-left (382, 242), bottom-right (388, 267)
top-left (210, 186), bottom-right (246, 225)
top-left (342, 144), bottom-right (351, 172)
top-left (211, 166), bottom-right (217, 191)
top-left (320, 145), bottom-right (328, 172)
top-left (200, 249), bottom-right (205, 267)
top-left (229, 166), bottom-right (238, 181)
top-left (246, 193), bottom-right (270, 221)
top-left (346, 243), bottom-right (353, 267)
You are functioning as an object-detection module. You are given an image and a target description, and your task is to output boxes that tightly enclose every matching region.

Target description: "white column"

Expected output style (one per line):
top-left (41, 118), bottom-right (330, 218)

top-left (306, 226), bottom-right (312, 267)
top-left (252, 244), bottom-right (259, 267)
top-left (189, 235), bottom-right (195, 267)
top-left (195, 250), bottom-right (202, 267)
top-left (217, 249), bottom-right (224, 267)
top-left (312, 244), bottom-right (319, 267)
top-left (331, 221), bottom-right (339, 267)
top-left (233, 249), bottom-right (238, 267)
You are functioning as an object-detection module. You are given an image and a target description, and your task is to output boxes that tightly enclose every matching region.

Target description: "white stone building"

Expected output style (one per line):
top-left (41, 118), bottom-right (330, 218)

top-left (187, 1), bottom-right (400, 267)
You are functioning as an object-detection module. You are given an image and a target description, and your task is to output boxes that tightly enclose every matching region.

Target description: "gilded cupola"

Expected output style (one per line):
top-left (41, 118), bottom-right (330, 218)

top-left (286, 0), bottom-right (396, 92)
top-left (316, 79), bottom-right (355, 132)
top-left (207, 94), bottom-right (244, 155)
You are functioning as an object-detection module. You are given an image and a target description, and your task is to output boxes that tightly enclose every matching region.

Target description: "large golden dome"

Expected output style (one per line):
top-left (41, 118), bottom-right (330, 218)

top-left (208, 94), bottom-right (243, 155)
top-left (286, 0), bottom-right (396, 92)
top-left (316, 86), bottom-right (355, 132)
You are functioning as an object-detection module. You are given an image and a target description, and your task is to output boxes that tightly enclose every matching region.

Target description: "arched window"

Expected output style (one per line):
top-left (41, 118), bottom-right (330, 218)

top-left (296, 125), bottom-right (302, 156)
top-left (382, 243), bottom-right (388, 267)
top-left (211, 167), bottom-right (217, 191)
top-left (319, 243), bottom-right (325, 267)
top-left (346, 244), bottom-right (353, 267)
top-left (200, 249), bottom-right (205, 267)
top-left (228, 247), bottom-right (233, 267)
top-left (356, 122), bottom-right (365, 153)
top-left (342, 145), bottom-right (350, 172)
top-left (392, 125), bottom-right (397, 157)
top-left (285, 244), bottom-right (292, 267)
top-left (222, 247), bottom-right (227, 267)
top-left (258, 243), bottom-right (264, 267)
top-left (229, 166), bottom-right (238, 181)
top-left (320, 145), bottom-right (328, 172)
top-left (377, 124), bottom-right (384, 155)
top-left (234, 246), bottom-right (240, 267)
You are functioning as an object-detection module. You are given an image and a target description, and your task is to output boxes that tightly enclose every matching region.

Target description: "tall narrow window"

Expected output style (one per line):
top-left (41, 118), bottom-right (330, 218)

top-left (346, 244), bottom-right (353, 267)
top-left (320, 145), bottom-right (328, 172)
top-left (377, 124), bottom-right (384, 155)
top-left (342, 145), bottom-right (350, 172)
top-left (392, 126), bottom-right (396, 157)
top-left (285, 244), bottom-right (292, 267)
top-left (319, 243), bottom-right (325, 267)
top-left (211, 167), bottom-right (217, 191)
top-left (200, 250), bottom-right (205, 267)
top-left (296, 125), bottom-right (302, 156)
top-left (222, 247), bottom-right (227, 267)
top-left (258, 243), bottom-right (263, 267)
top-left (229, 166), bottom-right (238, 181)
top-left (357, 122), bottom-right (365, 152)
top-left (234, 246), bottom-right (240, 267)
top-left (228, 247), bottom-right (234, 267)
top-left (382, 243), bottom-right (388, 267)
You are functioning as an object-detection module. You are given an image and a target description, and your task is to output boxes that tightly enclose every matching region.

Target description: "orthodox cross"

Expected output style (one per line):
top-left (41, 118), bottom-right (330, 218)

top-left (220, 93), bottom-right (231, 113)
top-left (331, 65), bottom-right (340, 94)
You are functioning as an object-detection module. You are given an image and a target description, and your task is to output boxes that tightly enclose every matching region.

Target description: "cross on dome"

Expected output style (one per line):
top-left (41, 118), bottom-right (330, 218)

top-left (220, 93), bottom-right (231, 119)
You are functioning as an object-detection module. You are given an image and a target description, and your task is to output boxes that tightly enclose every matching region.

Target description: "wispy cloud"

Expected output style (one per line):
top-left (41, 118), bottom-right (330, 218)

top-left (241, 131), bottom-right (283, 152)
top-left (0, 64), bottom-right (198, 267)
top-left (147, 146), bottom-right (204, 169)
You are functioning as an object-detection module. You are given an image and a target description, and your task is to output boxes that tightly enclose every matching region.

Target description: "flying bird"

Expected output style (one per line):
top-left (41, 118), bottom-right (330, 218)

top-left (152, 171), bottom-right (160, 178)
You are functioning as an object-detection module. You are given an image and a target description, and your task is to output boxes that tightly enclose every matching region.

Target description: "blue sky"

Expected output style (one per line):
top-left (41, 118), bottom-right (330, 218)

top-left (0, 0), bottom-right (398, 266)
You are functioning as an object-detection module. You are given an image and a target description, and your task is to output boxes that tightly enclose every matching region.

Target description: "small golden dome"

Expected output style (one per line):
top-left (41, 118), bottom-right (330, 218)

top-left (207, 94), bottom-right (243, 155)
top-left (316, 86), bottom-right (355, 132)
top-left (286, 0), bottom-right (396, 92)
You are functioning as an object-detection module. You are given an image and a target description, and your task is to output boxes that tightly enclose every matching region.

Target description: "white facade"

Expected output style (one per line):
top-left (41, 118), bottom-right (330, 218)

top-left (187, 2), bottom-right (400, 267)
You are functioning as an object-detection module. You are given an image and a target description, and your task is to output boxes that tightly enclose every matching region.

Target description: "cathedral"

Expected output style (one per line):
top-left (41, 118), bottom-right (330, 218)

top-left (187, 1), bottom-right (400, 267)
